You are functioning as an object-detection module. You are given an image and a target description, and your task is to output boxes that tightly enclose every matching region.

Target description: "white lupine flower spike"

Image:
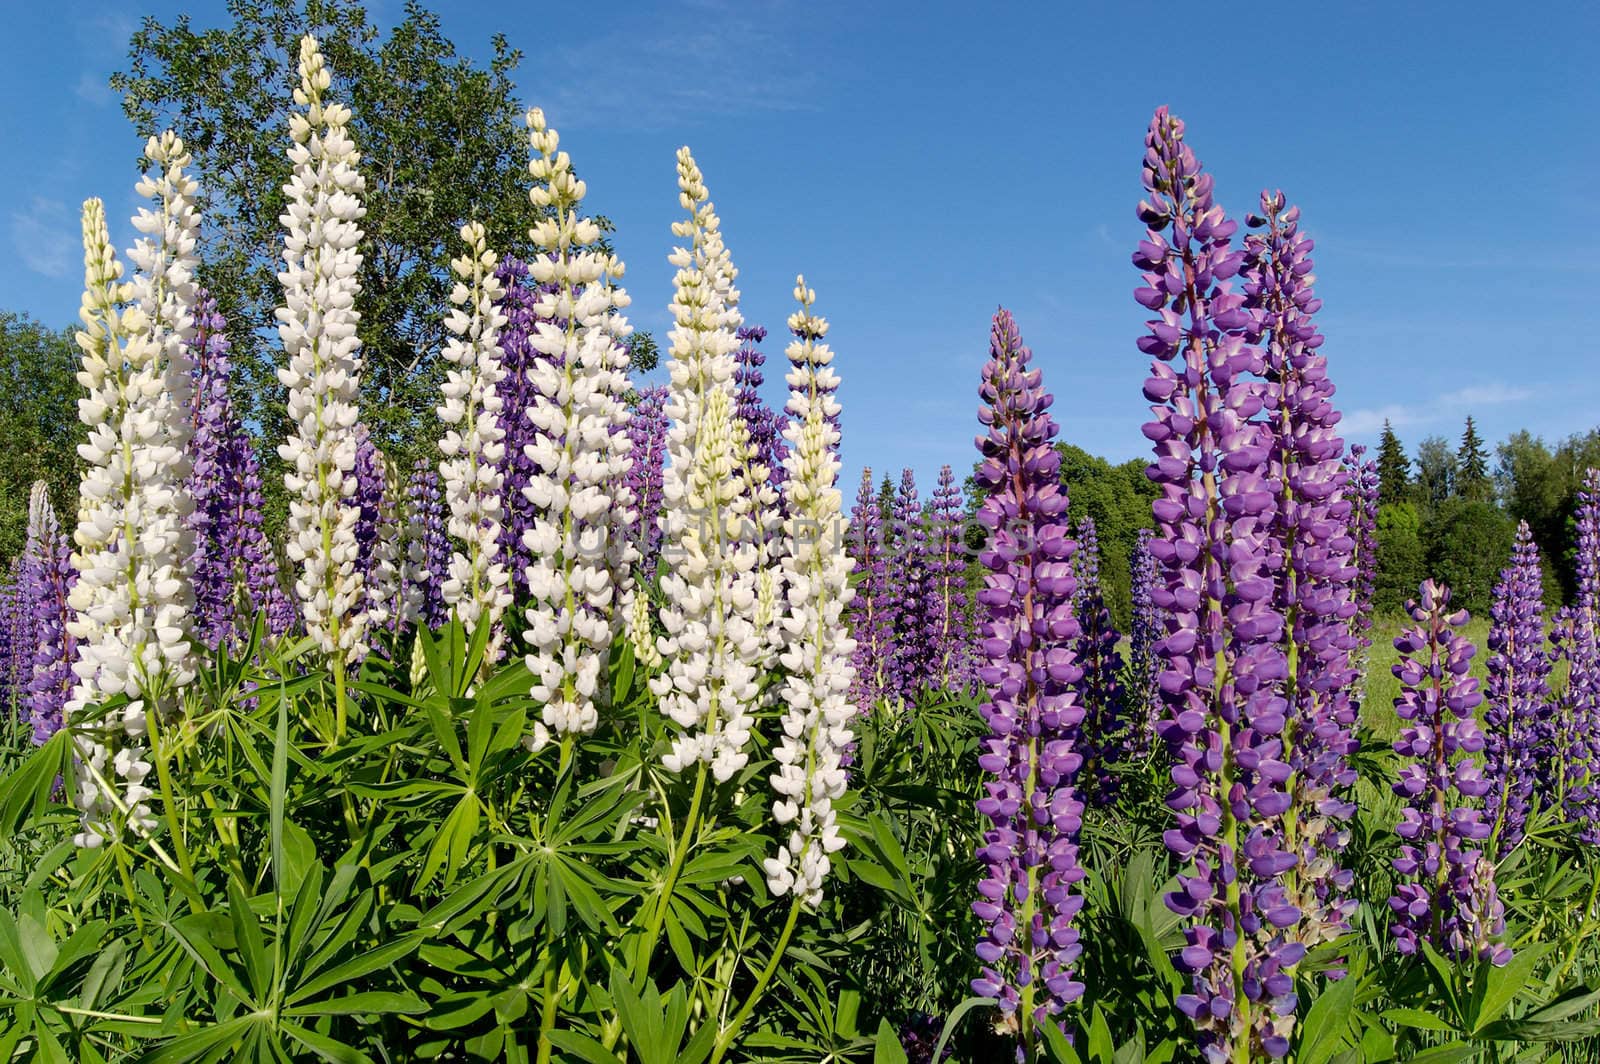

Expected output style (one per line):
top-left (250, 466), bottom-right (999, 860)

top-left (276, 35), bottom-right (371, 666)
top-left (649, 148), bottom-right (764, 783)
top-left (438, 220), bottom-right (513, 659)
top-left (66, 133), bottom-right (202, 848)
top-left (520, 107), bottom-right (640, 753)
top-left (760, 278), bottom-right (855, 908)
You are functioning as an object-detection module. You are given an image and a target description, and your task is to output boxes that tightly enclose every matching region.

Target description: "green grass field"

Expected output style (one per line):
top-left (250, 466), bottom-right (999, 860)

top-left (1359, 613), bottom-right (1566, 742)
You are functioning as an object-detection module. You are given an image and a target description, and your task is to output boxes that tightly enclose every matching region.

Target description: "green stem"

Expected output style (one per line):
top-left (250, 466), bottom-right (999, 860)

top-left (710, 898), bottom-right (802, 1064)
top-left (1552, 866), bottom-right (1600, 988)
top-left (534, 959), bottom-right (561, 1064)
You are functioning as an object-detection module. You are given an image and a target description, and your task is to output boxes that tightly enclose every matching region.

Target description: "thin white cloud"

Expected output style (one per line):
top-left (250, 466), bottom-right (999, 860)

top-left (1343, 382), bottom-right (1536, 437)
top-left (534, 0), bottom-right (824, 130)
top-left (74, 72), bottom-right (114, 107)
top-left (9, 198), bottom-right (75, 279)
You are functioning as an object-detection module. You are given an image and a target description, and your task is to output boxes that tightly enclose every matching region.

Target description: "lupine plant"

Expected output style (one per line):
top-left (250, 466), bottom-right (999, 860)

top-left (19, 482), bottom-right (75, 744)
top-left (1483, 521), bottom-right (1551, 854)
top-left (1070, 516), bottom-right (1127, 805)
top-left (970, 307), bottom-right (1087, 1054)
top-left (848, 467), bottom-right (896, 711)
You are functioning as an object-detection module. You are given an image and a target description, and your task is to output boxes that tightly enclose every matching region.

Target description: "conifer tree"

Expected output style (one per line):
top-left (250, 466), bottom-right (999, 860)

top-left (1377, 419), bottom-right (1411, 507)
top-left (1458, 415), bottom-right (1493, 502)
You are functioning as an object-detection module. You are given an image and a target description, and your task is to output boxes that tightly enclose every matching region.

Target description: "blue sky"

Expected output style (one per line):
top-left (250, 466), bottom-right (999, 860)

top-left (3, 0), bottom-right (1598, 494)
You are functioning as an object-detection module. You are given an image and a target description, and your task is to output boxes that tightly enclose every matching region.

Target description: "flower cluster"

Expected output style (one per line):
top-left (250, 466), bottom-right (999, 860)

top-left (970, 307), bottom-right (1086, 1027)
top-left (1070, 516), bottom-right (1127, 805)
top-left (1126, 527), bottom-right (1164, 755)
top-left (186, 290), bottom-right (292, 648)
top-left (763, 278), bottom-right (855, 907)
top-left (438, 221), bottom-right (513, 651)
top-left (276, 36), bottom-right (370, 662)
top-left (1135, 108), bottom-right (1300, 1061)
top-left (886, 468), bottom-right (937, 702)
top-left (521, 108), bottom-right (639, 749)
top-left (20, 482), bottom-right (77, 744)
top-left (735, 324), bottom-right (788, 497)
top-left (847, 469), bottom-right (895, 712)
top-left (1556, 468), bottom-right (1600, 837)
top-left (1348, 443), bottom-right (1380, 661)
top-left (403, 459), bottom-right (451, 632)
top-left (67, 134), bottom-right (203, 847)
top-left (1483, 522), bottom-right (1551, 853)
top-left (489, 255), bottom-right (546, 601)
top-left (1388, 580), bottom-right (1510, 965)
top-left (627, 384), bottom-right (670, 575)
top-left (351, 427), bottom-right (399, 645)
top-left (930, 464), bottom-right (975, 692)
top-left (1242, 190), bottom-right (1359, 953)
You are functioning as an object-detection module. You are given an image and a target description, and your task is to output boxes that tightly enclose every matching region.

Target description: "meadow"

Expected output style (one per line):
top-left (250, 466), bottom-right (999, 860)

top-left (3, 22), bottom-right (1600, 1064)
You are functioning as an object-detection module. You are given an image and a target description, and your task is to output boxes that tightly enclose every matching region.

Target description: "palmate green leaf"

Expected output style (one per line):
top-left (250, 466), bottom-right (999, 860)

top-left (544, 1029), bottom-right (622, 1064)
top-left (1296, 972), bottom-right (1359, 1064)
top-left (1467, 942), bottom-right (1552, 1035)
top-left (279, 1020), bottom-right (372, 1064)
top-left (872, 1017), bottom-right (910, 1064)
top-left (0, 726), bottom-right (72, 840)
top-left (287, 931), bottom-right (423, 1005)
top-left (285, 990), bottom-right (426, 1016)
top-left (139, 1014), bottom-right (259, 1064)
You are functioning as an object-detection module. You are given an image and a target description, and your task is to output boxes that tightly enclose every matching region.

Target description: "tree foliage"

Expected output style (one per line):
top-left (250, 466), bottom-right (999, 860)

top-left (0, 314), bottom-right (81, 562)
top-left (1421, 497), bottom-right (1514, 615)
top-left (109, 0), bottom-right (574, 473)
top-left (1413, 434), bottom-right (1457, 509)
top-left (1056, 443), bottom-right (1158, 630)
top-left (1374, 501), bottom-right (1428, 614)
top-left (1456, 415), bottom-right (1492, 502)
top-left (1377, 419), bottom-right (1410, 508)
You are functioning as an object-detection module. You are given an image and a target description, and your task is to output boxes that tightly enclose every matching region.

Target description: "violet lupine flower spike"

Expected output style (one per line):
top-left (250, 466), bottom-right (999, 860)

top-left (1242, 190), bottom-right (1360, 955)
top-left (930, 464), bottom-right (974, 693)
top-left (763, 277), bottom-right (855, 907)
top-left (1557, 469), bottom-right (1600, 836)
top-left (1070, 516), bottom-right (1127, 805)
top-left (521, 108), bottom-right (639, 751)
top-left (489, 255), bottom-right (545, 601)
top-left (1484, 522), bottom-right (1551, 855)
top-left (405, 459), bottom-right (450, 631)
top-left (847, 468), bottom-right (896, 711)
top-left (1135, 109), bottom-right (1300, 1062)
top-left (886, 469), bottom-right (936, 706)
top-left (1126, 528), bottom-right (1164, 756)
top-left (970, 307), bottom-right (1087, 1039)
top-left (1388, 581), bottom-right (1511, 965)
top-left (735, 324), bottom-right (788, 496)
top-left (277, 36), bottom-right (370, 666)
top-left (437, 221), bottom-right (512, 656)
top-left (185, 290), bottom-right (291, 648)
top-left (351, 427), bottom-right (398, 647)
top-left (1347, 444), bottom-right (1380, 664)
top-left (21, 482), bottom-right (76, 744)
top-left (627, 385), bottom-right (670, 576)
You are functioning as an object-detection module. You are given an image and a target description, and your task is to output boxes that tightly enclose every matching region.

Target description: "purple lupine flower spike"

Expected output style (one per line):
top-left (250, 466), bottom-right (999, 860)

top-left (1388, 580), bottom-right (1511, 965)
top-left (886, 469), bottom-right (936, 705)
top-left (970, 307), bottom-right (1086, 1038)
top-left (1243, 190), bottom-right (1360, 953)
top-left (847, 467), bottom-right (896, 712)
top-left (1557, 469), bottom-right (1600, 838)
top-left (185, 291), bottom-right (292, 648)
top-left (930, 464), bottom-right (974, 692)
top-left (1136, 108), bottom-right (1300, 1062)
top-left (1126, 528), bottom-right (1164, 756)
top-left (0, 569), bottom-right (17, 714)
top-left (626, 385), bottom-right (670, 576)
top-left (491, 255), bottom-right (547, 599)
top-left (1484, 522), bottom-right (1551, 854)
top-left (1348, 444), bottom-right (1380, 661)
top-left (20, 484), bottom-right (76, 744)
top-left (405, 459), bottom-right (450, 632)
top-left (1070, 516), bottom-right (1127, 805)
top-left (735, 325), bottom-right (788, 496)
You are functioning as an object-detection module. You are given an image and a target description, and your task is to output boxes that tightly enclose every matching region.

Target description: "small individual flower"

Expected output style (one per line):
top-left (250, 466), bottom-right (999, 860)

top-left (1484, 522), bottom-right (1551, 853)
top-left (846, 467), bottom-right (896, 712)
top-left (437, 221), bottom-right (513, 656)
top-left (20, 482), bottom-right (76, 744)
top-left (1387, 580), bottom-right (1510, 966)
top-left (969, 307), bottom-right (1086, 1028)
top-left (276, 36), bottom-right (371, 663)
top-left (68, 135), bottom-right (202, 846)
top-left (763, 277), bottom-right (856, 908)
top-left (520, 108), bottom-right (639, 750)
